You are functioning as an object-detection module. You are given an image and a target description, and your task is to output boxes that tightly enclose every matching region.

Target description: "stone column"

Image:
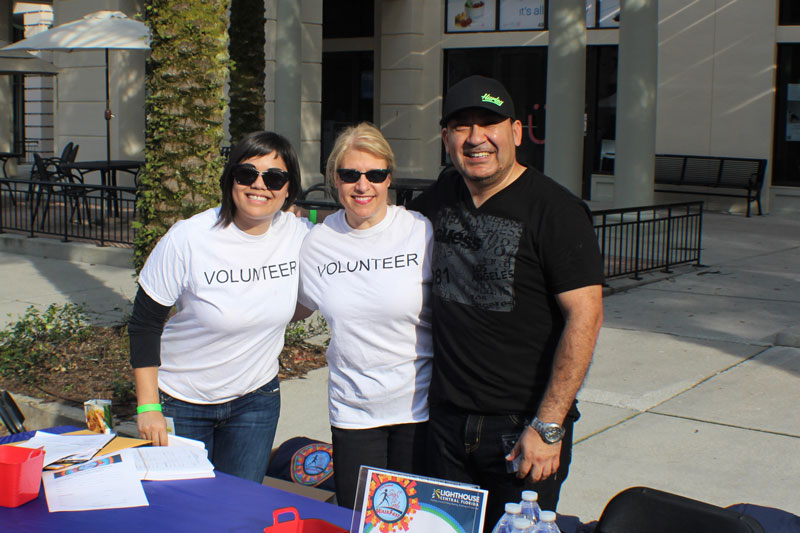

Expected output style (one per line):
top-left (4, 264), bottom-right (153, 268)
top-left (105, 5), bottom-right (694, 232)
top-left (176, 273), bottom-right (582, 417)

top-left (544, 0), bottom-right (586, 195)
top-left (613, 0), bottom-right (658, 208)
top-left (0, 0), bottom-right (13, 154)
top-left (274, 0), bottom-right (302, 152)
top-left (379, 0), bottom-right (426, 179)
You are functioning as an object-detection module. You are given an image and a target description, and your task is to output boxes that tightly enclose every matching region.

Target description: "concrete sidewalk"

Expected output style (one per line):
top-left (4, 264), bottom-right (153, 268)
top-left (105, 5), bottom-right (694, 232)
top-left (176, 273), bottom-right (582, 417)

top-left (560, 212), bottom-right (800, 523)
top-left (1, 211), bottom-right (798, 524)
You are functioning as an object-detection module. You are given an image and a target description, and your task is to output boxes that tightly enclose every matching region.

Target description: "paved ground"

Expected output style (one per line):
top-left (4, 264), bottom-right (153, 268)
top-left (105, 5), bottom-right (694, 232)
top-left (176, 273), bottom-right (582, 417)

top-left (1, 211), bottom-right (798, 526)
top-left (560, 212), bottom-right (800, 524)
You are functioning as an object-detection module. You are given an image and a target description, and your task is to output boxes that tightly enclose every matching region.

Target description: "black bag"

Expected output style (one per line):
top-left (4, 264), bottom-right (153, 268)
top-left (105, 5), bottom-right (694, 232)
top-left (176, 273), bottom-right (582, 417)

top-left (596, 486), bottom-right (764, 533)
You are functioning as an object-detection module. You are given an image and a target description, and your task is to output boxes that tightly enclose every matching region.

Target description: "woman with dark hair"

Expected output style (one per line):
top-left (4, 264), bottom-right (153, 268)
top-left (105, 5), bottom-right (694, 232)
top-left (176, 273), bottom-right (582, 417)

top-left (128, 131), bottom-right (312, 482)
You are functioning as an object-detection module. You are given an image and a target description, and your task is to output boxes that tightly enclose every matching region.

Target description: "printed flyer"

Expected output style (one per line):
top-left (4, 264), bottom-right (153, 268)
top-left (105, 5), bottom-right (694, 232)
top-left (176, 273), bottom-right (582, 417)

top-left (356, 468), bottom-right (487, 533)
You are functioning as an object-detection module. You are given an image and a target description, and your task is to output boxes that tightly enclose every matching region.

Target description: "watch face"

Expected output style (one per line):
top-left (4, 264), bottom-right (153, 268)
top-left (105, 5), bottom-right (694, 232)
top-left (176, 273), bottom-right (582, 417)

top-left (543, 425), bottom-right (565, 444)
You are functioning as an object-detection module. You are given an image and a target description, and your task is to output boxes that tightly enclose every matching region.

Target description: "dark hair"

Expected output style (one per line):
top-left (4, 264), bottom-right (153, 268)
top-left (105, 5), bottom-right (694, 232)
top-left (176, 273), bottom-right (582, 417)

top-left (216, 131), bottom-right (301, 228)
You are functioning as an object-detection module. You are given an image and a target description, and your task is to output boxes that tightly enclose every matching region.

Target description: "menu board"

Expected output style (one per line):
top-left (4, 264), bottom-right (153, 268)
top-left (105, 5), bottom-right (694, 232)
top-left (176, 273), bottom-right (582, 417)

top-left (446, 0), bottom-right (497, 32)
top-left (499, 0), bottom-right (546, 30)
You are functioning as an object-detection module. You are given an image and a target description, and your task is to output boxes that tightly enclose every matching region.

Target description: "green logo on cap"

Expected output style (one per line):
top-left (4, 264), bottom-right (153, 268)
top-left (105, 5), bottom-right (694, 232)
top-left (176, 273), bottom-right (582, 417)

top-left (481, 93), bottom-right (504, 107)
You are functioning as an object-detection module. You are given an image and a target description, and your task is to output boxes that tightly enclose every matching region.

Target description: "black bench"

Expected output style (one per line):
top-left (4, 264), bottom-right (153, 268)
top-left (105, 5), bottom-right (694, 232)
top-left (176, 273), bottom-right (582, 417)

top-left (654, 154), bottom-right (766, 217)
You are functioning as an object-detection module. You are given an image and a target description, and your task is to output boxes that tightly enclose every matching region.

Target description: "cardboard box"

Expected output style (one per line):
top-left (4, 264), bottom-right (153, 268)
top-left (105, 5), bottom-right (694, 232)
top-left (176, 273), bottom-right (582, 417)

top-left (262, 475), bottom-right (337, 504)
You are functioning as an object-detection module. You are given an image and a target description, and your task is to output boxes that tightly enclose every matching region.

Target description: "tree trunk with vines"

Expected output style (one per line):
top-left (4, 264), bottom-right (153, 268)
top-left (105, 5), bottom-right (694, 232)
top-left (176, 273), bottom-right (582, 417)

top-left (134, 0), bottom-right (231, 273)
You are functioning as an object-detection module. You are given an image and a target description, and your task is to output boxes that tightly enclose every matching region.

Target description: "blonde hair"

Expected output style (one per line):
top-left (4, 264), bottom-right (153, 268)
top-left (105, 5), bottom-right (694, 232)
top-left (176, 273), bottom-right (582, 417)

top-left (325, 122), bottom-right (395, 191)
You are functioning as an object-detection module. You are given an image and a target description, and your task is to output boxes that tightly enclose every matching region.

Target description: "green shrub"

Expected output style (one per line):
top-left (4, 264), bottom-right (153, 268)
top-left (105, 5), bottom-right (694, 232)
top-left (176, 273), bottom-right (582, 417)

top-left (284, 314), bottom-right (329, 348)
top-left (0, 304), bottom-right (91, 383)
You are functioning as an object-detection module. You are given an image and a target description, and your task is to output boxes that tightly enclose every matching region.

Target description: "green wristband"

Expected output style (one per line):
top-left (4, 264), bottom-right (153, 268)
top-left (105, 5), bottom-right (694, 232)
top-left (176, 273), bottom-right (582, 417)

top-left (309, 209), bottom-right (318, 224)
top-left (137, 403), bottom-right (162, 414)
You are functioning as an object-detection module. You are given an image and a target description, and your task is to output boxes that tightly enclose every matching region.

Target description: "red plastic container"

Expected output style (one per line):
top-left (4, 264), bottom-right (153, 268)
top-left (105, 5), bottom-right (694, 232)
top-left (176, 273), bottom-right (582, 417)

top-left (264, 507), bottom-right (347, 533)
top-left (0, 445), bottom-right (45, 508)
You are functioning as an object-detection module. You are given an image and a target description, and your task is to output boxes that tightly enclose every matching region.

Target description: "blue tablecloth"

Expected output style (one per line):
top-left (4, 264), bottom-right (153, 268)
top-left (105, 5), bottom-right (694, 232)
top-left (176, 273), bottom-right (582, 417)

top-left (0, 427), bottom-right (351, 532)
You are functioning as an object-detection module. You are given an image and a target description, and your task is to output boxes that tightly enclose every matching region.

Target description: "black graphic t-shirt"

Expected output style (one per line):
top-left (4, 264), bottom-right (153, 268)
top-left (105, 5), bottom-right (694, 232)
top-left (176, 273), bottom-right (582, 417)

top-left (411, 167), bottom-right (603, 413)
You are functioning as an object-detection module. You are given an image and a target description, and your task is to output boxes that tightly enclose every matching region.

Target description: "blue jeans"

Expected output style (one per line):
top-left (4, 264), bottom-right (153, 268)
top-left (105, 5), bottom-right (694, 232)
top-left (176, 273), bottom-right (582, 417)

top-left (331, 422), bottom-right (428, 509)
top-left (427, 404), bottom-right (578, 533)
top-left (159, 376), bottom-right (281, 483)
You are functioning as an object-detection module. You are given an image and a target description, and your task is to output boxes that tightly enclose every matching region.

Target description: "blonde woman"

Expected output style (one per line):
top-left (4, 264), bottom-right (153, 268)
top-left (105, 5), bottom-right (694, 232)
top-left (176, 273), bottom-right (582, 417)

top-left (297, 123), bottom-right (433, 508)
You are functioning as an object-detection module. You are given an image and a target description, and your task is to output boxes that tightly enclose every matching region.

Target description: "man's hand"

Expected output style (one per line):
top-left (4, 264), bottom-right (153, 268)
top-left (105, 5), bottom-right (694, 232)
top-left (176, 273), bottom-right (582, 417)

top-left (505, 426), bottom-right (561, 482)
top-left (137, 410), bottom-right (169, 446)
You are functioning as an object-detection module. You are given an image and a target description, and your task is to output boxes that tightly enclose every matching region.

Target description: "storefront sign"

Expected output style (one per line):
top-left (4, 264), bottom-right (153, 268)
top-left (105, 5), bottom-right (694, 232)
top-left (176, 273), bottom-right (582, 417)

top-left (446, 0), bottom-right (497, 32)
top-left (499, 0), bottom-right (545, 30)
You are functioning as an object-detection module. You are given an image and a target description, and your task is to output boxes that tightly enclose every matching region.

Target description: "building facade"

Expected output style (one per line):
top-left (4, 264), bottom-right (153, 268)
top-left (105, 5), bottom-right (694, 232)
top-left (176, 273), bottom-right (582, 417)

top-left (3, 0), bottom-right (799, 214)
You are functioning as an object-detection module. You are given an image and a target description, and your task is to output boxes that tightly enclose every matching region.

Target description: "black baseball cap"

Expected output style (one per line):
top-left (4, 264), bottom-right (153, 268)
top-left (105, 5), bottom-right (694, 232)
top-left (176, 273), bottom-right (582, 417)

top-left (440, 75), bottom-right (516, 126)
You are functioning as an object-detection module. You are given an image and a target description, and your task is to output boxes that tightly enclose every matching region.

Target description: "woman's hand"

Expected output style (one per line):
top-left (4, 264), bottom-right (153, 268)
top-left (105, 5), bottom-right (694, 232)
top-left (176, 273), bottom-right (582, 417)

top-left (137, 410), bottom-right (169, 446)
top-left (133, 366), bottom-right (168, 445)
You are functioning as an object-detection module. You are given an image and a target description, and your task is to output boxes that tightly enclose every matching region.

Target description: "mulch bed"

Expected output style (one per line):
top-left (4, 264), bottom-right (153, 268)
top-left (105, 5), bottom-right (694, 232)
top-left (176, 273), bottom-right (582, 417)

top-left (0, 325), bottom-right (328, 423)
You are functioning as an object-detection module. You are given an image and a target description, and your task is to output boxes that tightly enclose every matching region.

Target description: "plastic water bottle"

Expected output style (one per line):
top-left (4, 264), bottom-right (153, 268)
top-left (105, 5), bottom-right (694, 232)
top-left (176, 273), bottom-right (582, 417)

top-left (492, 502), bottom-right (522, 533)
top-left (532, 511), bottom-right (559, 533)
top-left (520, 490), bottom-right (541, 524)
top-left (510, 517), bottom-right (534, 533)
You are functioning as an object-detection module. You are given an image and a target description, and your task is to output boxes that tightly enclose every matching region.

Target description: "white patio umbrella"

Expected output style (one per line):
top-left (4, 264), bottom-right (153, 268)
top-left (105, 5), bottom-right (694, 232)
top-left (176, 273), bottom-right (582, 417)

top-left (2, 11), bottom-right (150, 163)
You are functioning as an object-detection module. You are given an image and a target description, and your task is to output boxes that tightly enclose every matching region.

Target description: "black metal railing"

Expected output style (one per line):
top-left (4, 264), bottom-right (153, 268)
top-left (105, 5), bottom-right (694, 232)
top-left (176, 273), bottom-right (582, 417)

top-left (593, 201), bottom-right (703, 280)
top-left (2, 177), bottom-right (705, 282)
top-left (0, 178), bottom-right (137, 247)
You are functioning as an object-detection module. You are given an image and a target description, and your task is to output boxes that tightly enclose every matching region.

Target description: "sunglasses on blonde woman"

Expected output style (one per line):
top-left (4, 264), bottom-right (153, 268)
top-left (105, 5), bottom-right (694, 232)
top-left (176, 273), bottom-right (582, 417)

top-left (231, 164), bottom-right (290, 190)
top-left (336, 168), bottom-right (391, 184)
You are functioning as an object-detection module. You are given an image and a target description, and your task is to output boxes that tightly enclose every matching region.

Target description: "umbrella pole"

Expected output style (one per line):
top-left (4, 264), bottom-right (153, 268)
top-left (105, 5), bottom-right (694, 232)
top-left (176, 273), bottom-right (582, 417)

top-left (104, 48), bottom-right (111, 165)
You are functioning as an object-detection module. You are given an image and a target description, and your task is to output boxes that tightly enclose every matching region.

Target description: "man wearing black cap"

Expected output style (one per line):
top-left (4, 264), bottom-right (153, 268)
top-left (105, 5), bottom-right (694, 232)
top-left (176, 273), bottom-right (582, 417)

top-left (410, 75), bottom-right (604, 529)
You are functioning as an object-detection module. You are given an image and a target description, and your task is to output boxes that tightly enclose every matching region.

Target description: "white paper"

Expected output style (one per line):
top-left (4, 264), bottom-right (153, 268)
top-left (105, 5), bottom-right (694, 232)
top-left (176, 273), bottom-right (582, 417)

top-left (21, 431), bottom-right (116, 466)
top-left (121, 446), bottom-right (215, 481)
top-left (42, 453), bottom-right (148, 512)
top-left (166, 434), bottom-right (206, 449)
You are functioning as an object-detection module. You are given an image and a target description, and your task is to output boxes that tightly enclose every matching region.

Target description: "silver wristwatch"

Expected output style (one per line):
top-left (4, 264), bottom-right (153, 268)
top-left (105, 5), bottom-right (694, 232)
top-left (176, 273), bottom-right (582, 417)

top-left (529, 416), bottom-right (566, 444)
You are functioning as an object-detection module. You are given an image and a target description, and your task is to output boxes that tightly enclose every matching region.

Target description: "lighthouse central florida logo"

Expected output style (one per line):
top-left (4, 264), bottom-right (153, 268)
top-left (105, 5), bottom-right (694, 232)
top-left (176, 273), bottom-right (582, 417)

top-left (365, 472), bottom-right (420, 532)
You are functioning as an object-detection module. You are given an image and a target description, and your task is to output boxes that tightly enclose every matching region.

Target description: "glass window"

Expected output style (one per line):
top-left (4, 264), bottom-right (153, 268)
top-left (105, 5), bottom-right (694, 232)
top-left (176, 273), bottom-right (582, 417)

top-left (597, 0), bottom-right (620, 28)
top-left (585, 46), bottom-right (618, 175)
top-left (446, 1), bottom-right (619, 33)
top-left (444, 47), bottom-right (548, 171)
top-left (586, 1), bottom-right (619, 29)
top-left (320, 51), bottom-right (374, 171)
top-left (779, 0), bottom-right (800, 25)
top-left (447, 0), bottom-right (498, 32)
top-left (773, 44), bottom-right (800, 186)
top-left (499, 1), bottom-right (546, 31)
top-left (323, 0), bottom-right (373, 38)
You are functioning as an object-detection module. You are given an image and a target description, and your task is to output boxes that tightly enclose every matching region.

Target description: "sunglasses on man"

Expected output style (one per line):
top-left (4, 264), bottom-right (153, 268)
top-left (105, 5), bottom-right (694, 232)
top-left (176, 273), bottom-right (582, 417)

top-left (336, 168), bottom-right (391, 184)
top-left (231, 164), bottom-right (290, 190)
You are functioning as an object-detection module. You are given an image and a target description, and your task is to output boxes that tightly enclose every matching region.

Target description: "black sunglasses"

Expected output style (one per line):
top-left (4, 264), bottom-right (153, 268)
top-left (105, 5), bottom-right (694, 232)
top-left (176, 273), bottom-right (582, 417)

top-left (336, 168), bottom-right (391, 184)
top-left (231, 164), bottom-right (290, 190)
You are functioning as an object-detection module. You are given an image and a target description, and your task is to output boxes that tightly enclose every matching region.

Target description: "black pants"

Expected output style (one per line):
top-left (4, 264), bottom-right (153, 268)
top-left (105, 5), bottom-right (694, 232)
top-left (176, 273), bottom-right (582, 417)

top-left (331, 422), bottom-right (428, 509)
top-left (427, 405), bottom-right (578, 532)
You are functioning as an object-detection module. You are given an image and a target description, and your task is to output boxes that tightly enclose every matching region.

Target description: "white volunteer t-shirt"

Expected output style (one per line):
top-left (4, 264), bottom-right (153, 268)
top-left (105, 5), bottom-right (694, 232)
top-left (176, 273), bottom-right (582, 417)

top-left (139, 207), bottom-right (312, 404)
top-left (299, 205), bottom-right (434, 429)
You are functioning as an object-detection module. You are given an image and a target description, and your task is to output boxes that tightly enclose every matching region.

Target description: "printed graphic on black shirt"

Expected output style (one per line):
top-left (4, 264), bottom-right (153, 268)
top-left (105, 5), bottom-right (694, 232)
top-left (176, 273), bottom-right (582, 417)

top-left (432, 207), bottom-right (522, 311)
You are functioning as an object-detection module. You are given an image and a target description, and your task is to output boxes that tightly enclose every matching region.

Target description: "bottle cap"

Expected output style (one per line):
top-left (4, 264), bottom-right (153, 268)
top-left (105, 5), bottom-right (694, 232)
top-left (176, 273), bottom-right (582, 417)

top-left (521, 490), bottom-right (539, 501)
top-left (505, 502), bottom-right (522, 514)
top-left (540, 511), bottom-right (556, 522)
top-left (512, 517), bottom-right (532, 529)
